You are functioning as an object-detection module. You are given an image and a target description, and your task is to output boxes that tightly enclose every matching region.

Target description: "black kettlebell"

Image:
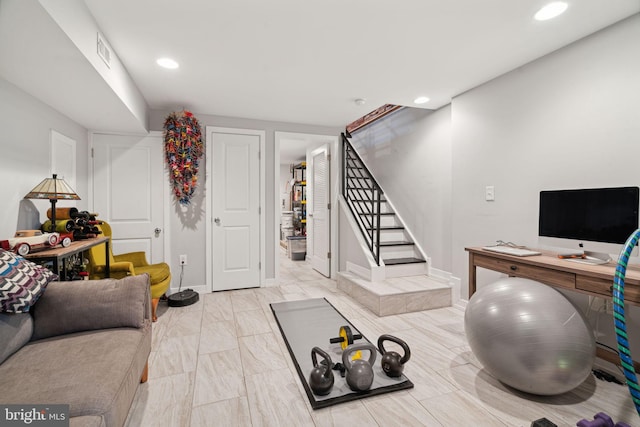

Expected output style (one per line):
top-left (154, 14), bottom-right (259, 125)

top-left (309, 347), bottom-right (334, 395)
top-left (377, 334), bottom-right (411, 377)
top-left (342, 343), bottom-right (376, 391)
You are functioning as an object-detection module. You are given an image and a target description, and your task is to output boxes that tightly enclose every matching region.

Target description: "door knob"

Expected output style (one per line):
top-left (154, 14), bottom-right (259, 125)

top-left (154, 228), bottom-right (162, 236)
top-left (214, 217), bottom-right (221, 224)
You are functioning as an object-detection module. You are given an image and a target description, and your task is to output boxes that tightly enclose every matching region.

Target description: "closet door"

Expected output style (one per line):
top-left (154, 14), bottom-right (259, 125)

top-left (209, 127), bottom-right (262, 291)
top-left (308, 144), bottom-right (330, 277)
top-left (91, 132), bottom-right (166, 262)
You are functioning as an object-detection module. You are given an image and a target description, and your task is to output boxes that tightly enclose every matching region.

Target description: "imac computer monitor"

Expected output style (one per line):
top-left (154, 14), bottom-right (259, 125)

top-left (538, 186), bottom-right (639, 261)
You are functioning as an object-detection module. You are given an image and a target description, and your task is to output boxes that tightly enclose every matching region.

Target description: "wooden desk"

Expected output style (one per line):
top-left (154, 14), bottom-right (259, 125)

top-left (466, 246), bottom-right (640, 368)
top-left (466, 247), bottom-right (640, 305)
top-left (25, 237), bottom-right (109, 281)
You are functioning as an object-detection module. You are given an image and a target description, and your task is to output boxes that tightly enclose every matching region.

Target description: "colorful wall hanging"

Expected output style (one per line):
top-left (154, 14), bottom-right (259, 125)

top-left (163, 110), bottom-right (204, 205)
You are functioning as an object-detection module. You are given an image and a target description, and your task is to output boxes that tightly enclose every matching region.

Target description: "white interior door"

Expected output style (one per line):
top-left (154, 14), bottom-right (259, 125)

top-left (211, 129), bottom-right (261, 291)
top-left (308, 144), bottom-right (330, 277)
top-left (91, 133), bottom-right (166, 263)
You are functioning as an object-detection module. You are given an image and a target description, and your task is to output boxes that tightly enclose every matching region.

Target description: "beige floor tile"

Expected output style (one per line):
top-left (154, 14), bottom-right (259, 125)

top-left (193, 349), bottom-right (246, 407)
top-left (405, 366), bottom-right (459, 401)
top-left (203, 292), bottom-right (235, 321)
top-left (245, 368), bottom-right (315, 427)
top-left (420, 389), bottom-right (509, 426)
top-left (163, 308), bottom-right (203, 338)
top-left (310, 400), bottom-right (377, 427)
top-left (239, 333), bottom-right (288, 376)
top-left (124, 371), bottom-right (195, 427)
top-left (190, 397), bottom-right (252, 427)
top-left (198, 319), bottom-right (238, 355)
top-left (150, 334), bottom-right (199, 379)
top-left (235, 309), bottom-right (273, 337)
top-left (404, 315), bottom-right (467, 349)
top-left (253, 287), bottom-right (286, 306)
top-left (231, 292), bottom-right (261, 312)
top-left (363, 391), bottom-right (444, 426)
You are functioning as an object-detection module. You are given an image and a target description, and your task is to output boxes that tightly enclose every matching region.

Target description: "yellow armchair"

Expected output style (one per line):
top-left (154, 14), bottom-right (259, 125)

top-left (87, 222), bottom-right (171, 322)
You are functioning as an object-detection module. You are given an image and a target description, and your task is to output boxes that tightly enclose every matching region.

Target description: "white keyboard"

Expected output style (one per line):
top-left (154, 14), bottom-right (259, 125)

top-left (482, 246), bottom-right (541, 257)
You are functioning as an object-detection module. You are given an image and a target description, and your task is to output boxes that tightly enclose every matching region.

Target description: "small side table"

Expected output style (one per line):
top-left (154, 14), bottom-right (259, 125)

top-left (24, 237), bottom-right (110, 281)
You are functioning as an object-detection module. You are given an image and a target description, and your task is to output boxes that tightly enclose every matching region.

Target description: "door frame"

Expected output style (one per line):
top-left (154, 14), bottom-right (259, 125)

top-left (87, 130), bottom-right (171, 269)
top-left (205, 126), bottom-right (266, 292)
top-left (274, 132), bottom-right (339, 281)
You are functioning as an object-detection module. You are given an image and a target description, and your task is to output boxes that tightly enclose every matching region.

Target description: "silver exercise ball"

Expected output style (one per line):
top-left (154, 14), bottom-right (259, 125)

top-left (464, 277), bottom-right (595, 395)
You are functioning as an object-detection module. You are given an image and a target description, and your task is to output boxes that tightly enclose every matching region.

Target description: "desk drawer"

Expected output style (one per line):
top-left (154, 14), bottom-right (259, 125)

top-left (474, 254), bottom-right (575, 289)
top-left (576, 276), bottom-right (640, 304)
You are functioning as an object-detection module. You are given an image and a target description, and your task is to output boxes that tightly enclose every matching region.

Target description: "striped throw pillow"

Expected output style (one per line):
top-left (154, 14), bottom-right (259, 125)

top-left (0, 249), bottom-right (57, 313)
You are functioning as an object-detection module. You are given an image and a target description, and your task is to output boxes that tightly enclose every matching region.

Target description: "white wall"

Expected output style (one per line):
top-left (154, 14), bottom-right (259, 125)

top-left (0, 77), bottom-right (88, 238)
top-left (148, 109), bottom-right (340, 289)
top-left (450, 14), bottom-right (640, 354)
top-left (451, 13), bottom-right (640, 298)
top-left (38, 0), bottom-right (149, 130)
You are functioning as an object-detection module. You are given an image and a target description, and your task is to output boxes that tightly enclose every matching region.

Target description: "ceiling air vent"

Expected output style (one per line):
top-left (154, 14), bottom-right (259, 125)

top-left (96, 32), bottom-right (111, 68)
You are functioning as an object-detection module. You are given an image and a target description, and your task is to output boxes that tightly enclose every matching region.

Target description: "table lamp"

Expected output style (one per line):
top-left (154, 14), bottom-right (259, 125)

top-left (24, 174), bottom-right (81, 232)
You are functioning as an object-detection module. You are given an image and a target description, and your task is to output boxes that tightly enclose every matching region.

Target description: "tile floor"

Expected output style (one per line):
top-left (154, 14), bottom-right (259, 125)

top-left (124, 251), bottom-right (639, 426)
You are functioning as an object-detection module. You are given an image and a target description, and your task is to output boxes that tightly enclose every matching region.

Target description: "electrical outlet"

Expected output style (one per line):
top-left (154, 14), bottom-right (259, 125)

top-left (179, 254), bottom-right (188, 265)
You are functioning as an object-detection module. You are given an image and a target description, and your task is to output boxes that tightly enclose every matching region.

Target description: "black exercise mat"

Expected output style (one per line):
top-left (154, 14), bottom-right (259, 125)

top-left (270, 298), bottom-right (413, 409)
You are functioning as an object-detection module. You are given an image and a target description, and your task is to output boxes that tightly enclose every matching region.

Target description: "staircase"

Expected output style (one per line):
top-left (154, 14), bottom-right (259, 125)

top-left (340, 131), bottom-right (452, 316)
top-left (341, 132), bottom-right (427, 276)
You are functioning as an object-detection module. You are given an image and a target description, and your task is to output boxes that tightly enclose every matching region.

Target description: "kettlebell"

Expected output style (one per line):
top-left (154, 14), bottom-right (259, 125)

top-left (377, 334), bottom-right (411, 377)
top-left (308, 347), bottom-right (334, 396)
top-left (342, 343), bottom-right (376, 391)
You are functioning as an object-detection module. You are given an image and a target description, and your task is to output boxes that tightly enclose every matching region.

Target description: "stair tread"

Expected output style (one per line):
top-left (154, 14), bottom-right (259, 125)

top-left (379, 241), bottom-right (415, 246)
top-left (383, 257), bottom-right (426, 265)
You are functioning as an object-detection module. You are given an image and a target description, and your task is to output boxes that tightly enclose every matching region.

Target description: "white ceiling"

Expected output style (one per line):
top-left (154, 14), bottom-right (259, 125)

top-left (1, 1), bottom-right (639, 132)
top-left (82, 0), bottom-right (640, 128)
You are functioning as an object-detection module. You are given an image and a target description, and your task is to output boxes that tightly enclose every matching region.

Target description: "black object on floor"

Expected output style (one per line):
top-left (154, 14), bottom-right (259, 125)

top-left (531, 418), bottom-right (558, 427)
top-left (169, 264), bottom-right (199, 307)
top-left (592, 369), bottom-right (624, 385)
top-left (270, 298), bottom-right (413, 409)
top-left (167, 289), bottom-right (199, 307)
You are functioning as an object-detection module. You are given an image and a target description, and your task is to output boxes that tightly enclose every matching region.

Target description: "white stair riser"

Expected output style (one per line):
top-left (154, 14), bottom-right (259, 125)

top-left (379, 215), bottom-right (400, 227)
top-left (385, 262), bottom-right (429, 278)
top-left (377, 230), bottom-right (408, 242)
top-left (358, 215), bottom-right (400, 228)
top-left (380, 247), bottom-right (419, 259)
top-left (349, 202), bottom-right (393, 215)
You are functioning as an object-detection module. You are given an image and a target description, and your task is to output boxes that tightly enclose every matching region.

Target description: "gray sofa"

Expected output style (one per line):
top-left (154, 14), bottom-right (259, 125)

top-left (0, 274), bottom-right (152, 427)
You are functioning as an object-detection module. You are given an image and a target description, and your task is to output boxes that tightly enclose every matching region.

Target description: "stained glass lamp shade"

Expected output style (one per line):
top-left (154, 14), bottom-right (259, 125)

top-left (24, 174), bottom-right (80, 232)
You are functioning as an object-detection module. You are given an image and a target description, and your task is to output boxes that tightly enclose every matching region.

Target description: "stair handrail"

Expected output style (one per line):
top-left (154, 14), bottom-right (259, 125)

top-left (341, 132), bottom-right (382, 265)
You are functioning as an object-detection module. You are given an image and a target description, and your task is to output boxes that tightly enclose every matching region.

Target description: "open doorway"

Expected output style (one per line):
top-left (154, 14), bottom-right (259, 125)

top-left (274, 132), bottom-right (339, 282)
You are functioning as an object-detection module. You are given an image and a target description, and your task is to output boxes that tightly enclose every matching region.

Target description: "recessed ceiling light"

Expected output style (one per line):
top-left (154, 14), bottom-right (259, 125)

top-left (534, 2), bottom-right (568, 21)
top-left (413, 96), bottom-right (430, 105)
top-left (156, 57), bottom-right (179, 69)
